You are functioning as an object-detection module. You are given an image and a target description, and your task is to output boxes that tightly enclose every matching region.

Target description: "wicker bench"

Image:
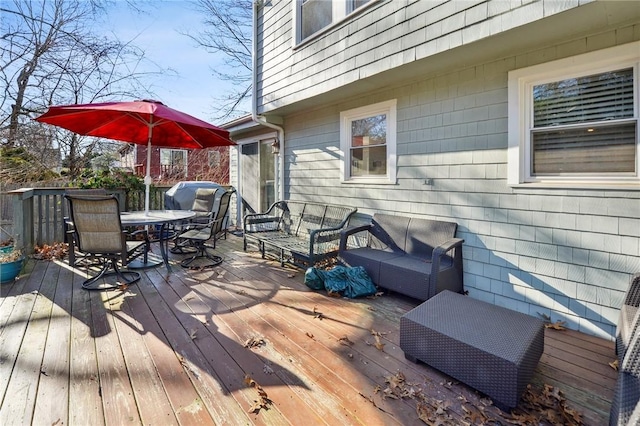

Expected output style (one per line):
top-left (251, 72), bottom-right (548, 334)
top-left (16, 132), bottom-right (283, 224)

top-left (400, 291), bottom-right (544, 409)
top-left (243, 200), bottom-right (357, 267)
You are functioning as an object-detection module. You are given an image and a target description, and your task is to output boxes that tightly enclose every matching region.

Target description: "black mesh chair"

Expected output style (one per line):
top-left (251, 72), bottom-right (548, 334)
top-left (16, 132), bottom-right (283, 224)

top-left (65, 195), bottom-right (147, 290)
top-left (177, 189), bottom-right (234, 269)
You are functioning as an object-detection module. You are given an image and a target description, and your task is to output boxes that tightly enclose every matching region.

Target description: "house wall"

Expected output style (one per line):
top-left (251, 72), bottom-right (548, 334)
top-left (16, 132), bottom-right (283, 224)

top-left (134, 145), bottom-right (230, 183)
top-left (256, 0), bottom-right (611, 114)
top-left (274, 23), bottom-right (640, 339)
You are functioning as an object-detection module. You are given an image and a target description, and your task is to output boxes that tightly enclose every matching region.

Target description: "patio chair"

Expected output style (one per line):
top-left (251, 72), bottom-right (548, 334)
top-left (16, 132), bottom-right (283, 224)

top-left (177, 188), bottom-right (234, 269)
top-left (63, 188), bottom-right (108, 267)
top-left (170, 187), bottom-right (219, 254)
top-left (65, 194), bottom-right (147, 290)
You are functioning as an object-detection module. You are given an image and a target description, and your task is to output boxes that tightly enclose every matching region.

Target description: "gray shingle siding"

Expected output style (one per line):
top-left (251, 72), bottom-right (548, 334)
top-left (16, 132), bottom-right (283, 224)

top-left (251, 1), bottom-right (640, 339)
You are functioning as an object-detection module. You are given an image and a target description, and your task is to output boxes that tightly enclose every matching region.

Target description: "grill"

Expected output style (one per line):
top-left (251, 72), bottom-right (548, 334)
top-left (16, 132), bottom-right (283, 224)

top-left (164, 181), bottom-right (222, 210)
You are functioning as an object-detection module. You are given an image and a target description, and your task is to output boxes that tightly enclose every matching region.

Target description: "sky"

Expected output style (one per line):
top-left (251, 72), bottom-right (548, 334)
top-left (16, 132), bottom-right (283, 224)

top-left (103, 1), bottom-right (246, 125)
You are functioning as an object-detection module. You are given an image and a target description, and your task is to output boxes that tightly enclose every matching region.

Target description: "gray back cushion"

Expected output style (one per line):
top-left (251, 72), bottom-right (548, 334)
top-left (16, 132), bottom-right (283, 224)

top-left (405, 218), bottom-right (457, 258)
top-left (370, 214), bottom-right (410, 252)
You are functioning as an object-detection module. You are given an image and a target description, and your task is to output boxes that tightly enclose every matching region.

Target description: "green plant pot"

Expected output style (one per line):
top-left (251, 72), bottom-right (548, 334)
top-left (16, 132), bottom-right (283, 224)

top-left (1, 256), bottom-right (25, 284)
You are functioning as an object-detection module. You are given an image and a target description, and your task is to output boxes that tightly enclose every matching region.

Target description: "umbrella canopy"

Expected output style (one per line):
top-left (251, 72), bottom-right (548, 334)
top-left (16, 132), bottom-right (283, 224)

top-left (35, 99), bottom-right (235, 213)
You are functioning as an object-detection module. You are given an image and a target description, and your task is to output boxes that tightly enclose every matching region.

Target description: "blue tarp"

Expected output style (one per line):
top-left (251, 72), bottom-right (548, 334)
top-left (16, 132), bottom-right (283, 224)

top-left (304, 266), bottom-right (377, 298)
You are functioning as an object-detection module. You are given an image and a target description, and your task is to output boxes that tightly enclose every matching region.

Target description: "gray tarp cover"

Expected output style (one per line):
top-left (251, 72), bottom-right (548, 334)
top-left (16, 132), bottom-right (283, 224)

top-left (164, 181), bottom-right (222, 209)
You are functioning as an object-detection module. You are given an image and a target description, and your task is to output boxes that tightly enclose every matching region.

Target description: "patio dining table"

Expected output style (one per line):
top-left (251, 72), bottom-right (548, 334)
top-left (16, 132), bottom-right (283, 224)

top-left (120, 209), bottom-right (196, 272)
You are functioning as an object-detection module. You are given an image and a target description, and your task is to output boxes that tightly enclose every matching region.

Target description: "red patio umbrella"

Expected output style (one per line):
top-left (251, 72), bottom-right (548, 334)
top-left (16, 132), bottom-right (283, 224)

top-left (35, 99), bottom-right (235, 214)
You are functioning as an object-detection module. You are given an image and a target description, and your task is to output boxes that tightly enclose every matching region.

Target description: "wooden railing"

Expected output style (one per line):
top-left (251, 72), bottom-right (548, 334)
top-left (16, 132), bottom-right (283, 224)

top-left (3, 186), bottom-right (171, 253)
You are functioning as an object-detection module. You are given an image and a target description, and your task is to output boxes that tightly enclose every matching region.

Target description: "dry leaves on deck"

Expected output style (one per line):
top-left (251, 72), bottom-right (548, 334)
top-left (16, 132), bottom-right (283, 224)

top-left (511, 384), bottom-right (583, 426)
top-left (244, 374), bottom-right (272, 413)
top-left (374, 370), bottom-right (583, 426)
top-left (368, 329), bottom-right (386, 351)
top-left (544, 320), bottom-right (567, 330)
top-left (33, 242), bottom-right (68, 260)
top-left (538, 313), bottom-right (567, 331)
top-left (243, 337), bottom-right (266, 348)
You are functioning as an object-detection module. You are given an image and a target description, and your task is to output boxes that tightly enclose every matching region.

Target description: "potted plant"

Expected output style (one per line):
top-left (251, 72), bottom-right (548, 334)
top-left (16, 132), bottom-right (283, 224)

top-left (0, 234), bottom-right (25, 284)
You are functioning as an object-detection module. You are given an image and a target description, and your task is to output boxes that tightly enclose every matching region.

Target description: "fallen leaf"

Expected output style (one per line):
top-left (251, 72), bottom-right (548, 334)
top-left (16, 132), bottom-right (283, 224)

top-left (609, 359), bottom-right (619, 371)
top-left (189, 329), bottom-right (197, 340)
top-left (244, 374), bottom-right (272, 414)
top-left (545, 320), bottom-right (567, 330)
top-left (338, 336), bottom-right (354, 346)
top-left (244, 337), bottom-right (266, 348)
top-left (416, 402), bottom-right (431, 423)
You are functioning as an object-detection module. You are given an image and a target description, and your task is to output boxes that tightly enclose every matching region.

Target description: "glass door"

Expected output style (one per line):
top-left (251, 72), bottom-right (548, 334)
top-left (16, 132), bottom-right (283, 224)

top-left (259, 140), bottom-right (276, 211)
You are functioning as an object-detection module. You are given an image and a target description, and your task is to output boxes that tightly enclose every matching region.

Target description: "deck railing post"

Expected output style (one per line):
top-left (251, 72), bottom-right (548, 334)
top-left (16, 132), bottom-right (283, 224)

top-left (9, 188), bottom-right (34, 254)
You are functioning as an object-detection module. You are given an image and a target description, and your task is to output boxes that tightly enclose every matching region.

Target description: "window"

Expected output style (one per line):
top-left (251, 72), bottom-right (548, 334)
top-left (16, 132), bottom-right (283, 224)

top-left (508, 42), bottom-right (639, 187)
top-left (340, 99), bottom-right (396, 184)
top-left (296, 0), bottom-right (373, 43)
top-left (208, 150), bottom-right (221, 168)
top-left (160, 148), bottom-right (187, 179)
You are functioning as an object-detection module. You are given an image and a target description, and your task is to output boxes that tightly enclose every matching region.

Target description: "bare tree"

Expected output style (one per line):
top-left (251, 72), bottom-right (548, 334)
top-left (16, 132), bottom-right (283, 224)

top-left (185, 0), bottom-right (253, 120)
top-left (1, 0), bottom-right (166, 180)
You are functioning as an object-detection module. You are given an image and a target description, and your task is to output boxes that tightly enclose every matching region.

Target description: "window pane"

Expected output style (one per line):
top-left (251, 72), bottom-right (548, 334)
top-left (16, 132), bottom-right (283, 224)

top-left (351, 145), bottom-right (387, 176)
top-left (208, 150), bottom-right (220, 168)
top-left (533, 68), bottom-right (634, 127)
top-left (351, 114), bottom-right (387, 147)
top-left (348, 0), bottom-right (371, 12)
top-left (302, 0), bottom-right (332, 39)
top-left (532, 122), bottom-right (636, 174)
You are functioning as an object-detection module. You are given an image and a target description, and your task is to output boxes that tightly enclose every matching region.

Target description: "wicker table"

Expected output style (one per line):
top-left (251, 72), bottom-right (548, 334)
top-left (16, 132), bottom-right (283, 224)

top-left (400, 290), bottom-right (544, 409)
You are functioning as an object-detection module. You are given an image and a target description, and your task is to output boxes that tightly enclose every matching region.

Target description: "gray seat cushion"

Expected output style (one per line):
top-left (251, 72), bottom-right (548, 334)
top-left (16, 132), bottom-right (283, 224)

top-left (340, 247), bottom-right (403, 284)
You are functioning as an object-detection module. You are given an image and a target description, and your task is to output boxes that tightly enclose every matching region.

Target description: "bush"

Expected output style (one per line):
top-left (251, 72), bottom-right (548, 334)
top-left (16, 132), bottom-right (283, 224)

top-left (73, 169), bottom-right (144, 192)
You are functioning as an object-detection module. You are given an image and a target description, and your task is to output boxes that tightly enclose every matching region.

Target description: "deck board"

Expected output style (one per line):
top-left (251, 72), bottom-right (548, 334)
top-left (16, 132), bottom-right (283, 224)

top-left (0, 234), bottom-right (617, 426)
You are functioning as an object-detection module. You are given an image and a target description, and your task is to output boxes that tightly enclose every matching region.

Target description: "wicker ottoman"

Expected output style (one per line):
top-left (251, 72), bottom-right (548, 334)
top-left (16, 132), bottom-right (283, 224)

top-left (400, 290), bottom-right (544, 409)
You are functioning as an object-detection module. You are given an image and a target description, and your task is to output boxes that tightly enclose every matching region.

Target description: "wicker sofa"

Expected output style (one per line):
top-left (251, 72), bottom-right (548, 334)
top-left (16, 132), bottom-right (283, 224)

top-left (610, 273), bottom-right (640, 426)
top-left (243, 200), bottom-right (357, 267)
top-left (338, 213), bottom-right (464, 301)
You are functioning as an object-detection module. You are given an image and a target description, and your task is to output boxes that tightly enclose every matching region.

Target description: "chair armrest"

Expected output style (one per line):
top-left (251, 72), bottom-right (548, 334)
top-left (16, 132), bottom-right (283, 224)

top-left (428, 238), bottom-right (464, 299)
top-left (339, 224), bottom-right (373, 252)
top-left (243, 202), bottom-right (284, 232)
top-left (432, 238), bottom-right (465, 260)
top-left (243, 214), bottom-right (281, 233)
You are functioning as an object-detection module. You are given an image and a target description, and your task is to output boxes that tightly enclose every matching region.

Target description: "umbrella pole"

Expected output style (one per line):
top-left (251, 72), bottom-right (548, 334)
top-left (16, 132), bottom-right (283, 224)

top-left (144, 126), bottom-right (152, 215)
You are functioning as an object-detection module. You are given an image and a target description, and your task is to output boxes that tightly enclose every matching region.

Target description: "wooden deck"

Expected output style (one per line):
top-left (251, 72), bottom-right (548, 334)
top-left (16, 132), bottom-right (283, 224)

top-left (1, 234), bottom-right (617, 425)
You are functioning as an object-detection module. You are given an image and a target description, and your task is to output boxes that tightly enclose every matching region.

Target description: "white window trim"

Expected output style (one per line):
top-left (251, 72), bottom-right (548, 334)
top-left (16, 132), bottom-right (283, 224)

top-left (292, 0), bottom-right (377, 48)
top-left (507, 41), bottom-right (640, 189)
top-left (340, 99), bottom-right (397, 184)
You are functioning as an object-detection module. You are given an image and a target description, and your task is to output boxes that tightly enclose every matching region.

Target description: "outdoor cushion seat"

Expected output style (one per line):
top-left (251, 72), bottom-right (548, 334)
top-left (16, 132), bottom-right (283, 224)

top-left (339, 213), bottom-right (464, 301)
